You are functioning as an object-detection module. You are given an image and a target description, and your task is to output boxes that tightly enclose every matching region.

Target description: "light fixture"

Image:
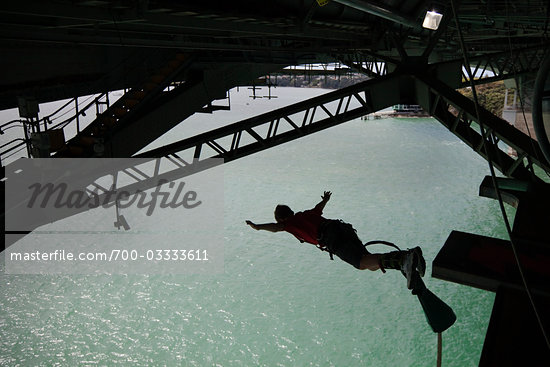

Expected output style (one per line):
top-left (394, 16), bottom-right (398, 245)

top-left (422, 10), bottom-right (443, 30)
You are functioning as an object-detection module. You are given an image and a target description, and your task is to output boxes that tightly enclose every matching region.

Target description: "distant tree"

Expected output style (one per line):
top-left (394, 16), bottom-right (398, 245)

top-left (271, 74), bottom-right (368, 89)
top-left (458, 81), bottom-right (513, 117)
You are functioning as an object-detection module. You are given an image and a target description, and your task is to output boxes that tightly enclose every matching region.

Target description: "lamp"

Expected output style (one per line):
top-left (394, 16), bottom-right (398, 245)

top-left (422, 10), bottom-right (443, 30)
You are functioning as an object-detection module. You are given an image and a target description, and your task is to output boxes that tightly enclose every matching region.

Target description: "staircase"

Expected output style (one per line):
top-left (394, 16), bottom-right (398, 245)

top-left (56, 53), bottom-right (192, 157)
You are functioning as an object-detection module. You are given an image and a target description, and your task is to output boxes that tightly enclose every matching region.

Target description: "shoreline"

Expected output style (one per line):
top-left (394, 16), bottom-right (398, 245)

top-left (362, 111), bottom-right (431, 120)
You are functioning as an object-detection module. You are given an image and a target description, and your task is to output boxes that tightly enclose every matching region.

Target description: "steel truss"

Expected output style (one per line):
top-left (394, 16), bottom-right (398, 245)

top-left (4, 74), bottom-right (403, 238)
top-left (333, 45), bottom-right (548, 88)
top-left (433, 45), bottom-right (550, 88)
top-left (2, 157), bottom-right (223, 249)
top-left (336, 51), bottom-right (394, 78)
top-left (415, 72), bottom-right (550, 184)
top-left (6, 69), bottom-right (550, 237)
top-left (136, 73), bottom-right (403, 161)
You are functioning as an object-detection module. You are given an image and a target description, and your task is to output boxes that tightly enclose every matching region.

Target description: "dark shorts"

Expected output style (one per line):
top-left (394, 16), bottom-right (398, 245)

top-left (319, 220), bottom-right (368, 269)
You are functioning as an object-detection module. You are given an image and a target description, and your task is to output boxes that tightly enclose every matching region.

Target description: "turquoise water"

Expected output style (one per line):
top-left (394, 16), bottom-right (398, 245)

top-left (1, 87), bottom-right (510, 366)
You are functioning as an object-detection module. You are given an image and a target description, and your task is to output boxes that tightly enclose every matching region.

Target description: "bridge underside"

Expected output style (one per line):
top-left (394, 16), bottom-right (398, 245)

top-left (2, 0), bottom-right (550, 365)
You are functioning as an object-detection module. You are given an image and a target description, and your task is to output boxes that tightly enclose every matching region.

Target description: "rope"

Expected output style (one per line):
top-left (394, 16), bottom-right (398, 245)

top-left (365, 242), bottom-right (444, 365)
top-left (363, 240), bottom-right (402, 251)
top-left (451, 0), bottom-right (550, 351)
top-left (437, 332), bottom-right (442, 367)
top-left (504, 0), bottom-right (550, 179)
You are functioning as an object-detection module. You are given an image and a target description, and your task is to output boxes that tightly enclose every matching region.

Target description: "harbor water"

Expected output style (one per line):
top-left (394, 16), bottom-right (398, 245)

top-left (1, 87), bottom-right (510, 366)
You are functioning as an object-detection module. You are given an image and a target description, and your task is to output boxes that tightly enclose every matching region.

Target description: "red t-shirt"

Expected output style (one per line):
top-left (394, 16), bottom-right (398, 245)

top-left (283, 207), bottom-right (325, 245)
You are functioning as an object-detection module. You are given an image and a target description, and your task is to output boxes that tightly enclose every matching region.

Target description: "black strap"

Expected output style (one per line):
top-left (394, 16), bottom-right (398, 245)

top-left (317, 238), bottom-right (401, 263)
top-left (364, 240), bottom-right (402, 251)
top-left (316, 244), bottom-right (334, 260)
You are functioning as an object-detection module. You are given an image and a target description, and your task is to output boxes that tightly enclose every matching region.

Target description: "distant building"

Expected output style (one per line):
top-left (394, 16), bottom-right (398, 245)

top-left (393, 104), bottom-right (425, 113)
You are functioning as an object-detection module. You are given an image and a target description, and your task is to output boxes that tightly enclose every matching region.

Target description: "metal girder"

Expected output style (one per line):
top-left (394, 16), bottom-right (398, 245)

top-left (332, 0), bottom-right (419, 29)
top-left (337, 51), bottom-right (395, 78)
top-left (2, 157), bottom-right (222, 248)
top-left (337, 46), bottom-right (548, 91)
top-left (432, 45), bottom-right (550, 88)
top-left (0, 46), bottom-right (177, 110)
top-left (0, 0), bottom-right (371, 49)
top-left (3, 74), bottom-right (404, 237)
top-left (338, 45), bottom-right (548, 91)
top-left (414, 72), bottom-right (550, 183)
top-left (105, 63), bottom-right (280, 157)
top-left (136, 73), bottom-right (404, 160)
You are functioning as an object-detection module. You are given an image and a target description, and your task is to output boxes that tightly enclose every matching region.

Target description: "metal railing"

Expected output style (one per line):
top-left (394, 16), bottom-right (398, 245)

top-left (0, 49), bottom-right (178, 162)
top-left (0, 92), bottom-right (112, 162)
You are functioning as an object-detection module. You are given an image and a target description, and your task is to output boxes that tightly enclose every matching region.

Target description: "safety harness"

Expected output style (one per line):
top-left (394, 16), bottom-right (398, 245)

top-left (316, 219), bottom-right (402, 263)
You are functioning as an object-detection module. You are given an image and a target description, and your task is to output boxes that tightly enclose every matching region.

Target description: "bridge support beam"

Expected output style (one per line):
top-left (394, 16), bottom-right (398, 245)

top-left (3, 73), bottom-right (407, 247)
top-left (105, 63), bottom-right (280, 157)
top-left (137, 72), bottom-right (405, 161)
top-left (413, 72), bottom-right (550, 183)
top-left (433, 176), bottom-right (550, 366)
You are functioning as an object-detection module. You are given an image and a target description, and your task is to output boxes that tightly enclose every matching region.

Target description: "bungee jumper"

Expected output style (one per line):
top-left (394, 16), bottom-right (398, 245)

top-left (246, 191), bottom-right (456, 333)
top-left (245, 191), bottom-right (426, 289)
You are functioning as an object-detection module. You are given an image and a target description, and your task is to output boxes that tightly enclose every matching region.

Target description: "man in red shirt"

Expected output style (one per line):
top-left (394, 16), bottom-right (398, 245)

top-left (246, 191), bottom-right (425, 289)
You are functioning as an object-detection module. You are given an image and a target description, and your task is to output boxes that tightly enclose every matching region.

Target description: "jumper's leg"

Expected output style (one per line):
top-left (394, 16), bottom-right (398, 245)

top-left (359, 253), bottom-right (381, 271)
top-left (370, 247), bottom-right (426, 289)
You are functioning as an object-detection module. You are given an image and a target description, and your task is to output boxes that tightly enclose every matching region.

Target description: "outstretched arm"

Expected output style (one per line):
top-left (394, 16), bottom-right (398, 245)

top-left (314, 191), bottom-right (332, 212)
top-left (245, 220), bottom-right (284, 232)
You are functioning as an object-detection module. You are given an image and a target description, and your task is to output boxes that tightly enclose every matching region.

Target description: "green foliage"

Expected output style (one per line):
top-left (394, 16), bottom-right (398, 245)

top-left (458, 81), bottom-right (513, 117)
top-left (274, 74), bottom-right (369, 89)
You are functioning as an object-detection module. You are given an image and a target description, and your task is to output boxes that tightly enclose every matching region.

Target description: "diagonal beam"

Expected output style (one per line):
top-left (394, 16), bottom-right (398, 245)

top-left (4, 73), bottom-right (405, 241)
top-left (430, 45), bottom-right (550, 87)
top-left (414, 72), bottom-right (550, 183)
top-left (336, 51), bottom-right (397, 78)
top-left (105, 63), bottom-right (280, 157)
top-left (332, 0), bottom-right (419, 29)
top-left (136, 73), bottom-right (404, 160)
